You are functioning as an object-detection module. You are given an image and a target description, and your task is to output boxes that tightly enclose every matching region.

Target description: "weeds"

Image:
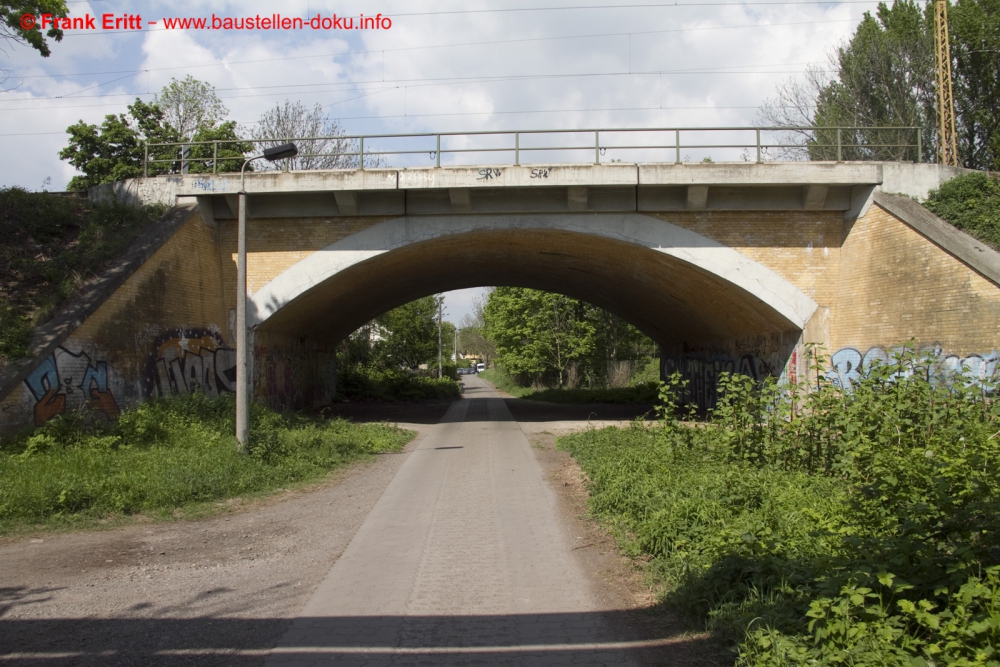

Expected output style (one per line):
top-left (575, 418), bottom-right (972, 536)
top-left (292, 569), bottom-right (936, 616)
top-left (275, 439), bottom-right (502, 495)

top-left (0, 187), bottom-right (165, 367)
top-left (559, 344), bottom-right (1000, 666)
top-left (336, 364), bottom-right (460, 401)
top-left (0, 392), bottom-right (412, 533)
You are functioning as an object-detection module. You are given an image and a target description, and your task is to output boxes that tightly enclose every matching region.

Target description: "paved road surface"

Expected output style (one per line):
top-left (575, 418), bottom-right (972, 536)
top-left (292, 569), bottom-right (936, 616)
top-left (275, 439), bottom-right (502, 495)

top-left (266, 376), bottom-right (643, 666)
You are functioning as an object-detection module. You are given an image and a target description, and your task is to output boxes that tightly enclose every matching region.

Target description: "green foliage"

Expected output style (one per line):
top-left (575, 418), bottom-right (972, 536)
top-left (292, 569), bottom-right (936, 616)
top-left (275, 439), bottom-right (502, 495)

top-left (559, 348), bottom-right (1000, 666)
top-left (0, 187), bottom-right (163, 366)
top-left (951, 0), bottom-right (1000, 171)
top-left (1, 0), bottom-right (67, 56)
top-left (153, 75), bottom-right (229, 141)
top-left (484, 287), bottom-right (595, 386)
top-left (522, 384), bottom-right (659, 405)
top-left (60, 99), bottom-right (181, 190)
top-left (0, 392), bottom-right (412, 532)
top-left (810, 0), bottom-right (934, 162)
top-left (336, 364), bottom-right (460, 401)
top-left (482, 287), bottom-right (654, 389)
top-left (374, 295), bottom-right (442, 370)
top-left (924, 171), bottom-right (1000, 252)
top-left (477, 368), bottom-right (533, 397)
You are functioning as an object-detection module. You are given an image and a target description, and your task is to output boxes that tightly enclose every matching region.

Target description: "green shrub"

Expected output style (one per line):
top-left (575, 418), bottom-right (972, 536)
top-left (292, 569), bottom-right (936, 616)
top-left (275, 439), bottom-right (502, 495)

top-left (523, 383), bottom-right (658, 404)
top-left (559, 345), bottom-right (1000, 666)
top-left (924, 171), bottom-right (1000, 252)
top-left (337, 364), bottom-right (460, 401)
top-left (0, 392), bottom-right (412, 532)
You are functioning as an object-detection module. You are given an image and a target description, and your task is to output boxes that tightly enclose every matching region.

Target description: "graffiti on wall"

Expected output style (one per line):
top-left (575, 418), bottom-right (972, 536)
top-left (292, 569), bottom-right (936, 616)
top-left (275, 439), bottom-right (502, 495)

top-left (829, 345), bottom-right (1000, 390)
top-left (23, 347), bottom-right (121, 426)
top-left (145, 328), bottom-right (237, 398)
top-left (662, 353), bottom-right (769, 411)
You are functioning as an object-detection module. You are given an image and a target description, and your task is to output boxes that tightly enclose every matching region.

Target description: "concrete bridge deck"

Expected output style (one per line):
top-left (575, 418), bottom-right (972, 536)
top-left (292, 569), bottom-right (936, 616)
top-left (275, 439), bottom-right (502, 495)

top-left (100, 161), bottom-right (965, 220)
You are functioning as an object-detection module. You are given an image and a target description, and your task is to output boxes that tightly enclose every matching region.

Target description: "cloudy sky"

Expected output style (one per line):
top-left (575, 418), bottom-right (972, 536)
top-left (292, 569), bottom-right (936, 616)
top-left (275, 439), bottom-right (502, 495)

top-left (0, 0), bottom-right (875, 322)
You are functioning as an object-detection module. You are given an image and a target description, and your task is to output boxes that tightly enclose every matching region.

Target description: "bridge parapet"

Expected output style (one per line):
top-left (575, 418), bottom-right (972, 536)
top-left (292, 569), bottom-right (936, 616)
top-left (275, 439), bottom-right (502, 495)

top-left (92, 161), bottom-right (966, 221)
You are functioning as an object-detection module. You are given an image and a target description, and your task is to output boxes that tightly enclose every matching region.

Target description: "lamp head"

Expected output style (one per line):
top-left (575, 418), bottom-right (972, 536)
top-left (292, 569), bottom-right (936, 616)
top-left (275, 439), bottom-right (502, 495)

top-left (262, 143), bottom-right (298, 161)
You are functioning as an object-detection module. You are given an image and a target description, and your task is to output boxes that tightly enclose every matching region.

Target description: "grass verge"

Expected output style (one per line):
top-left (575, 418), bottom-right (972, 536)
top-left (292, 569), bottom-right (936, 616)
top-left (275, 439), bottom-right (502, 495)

top-left (0, 392), bottom-right (413, 535)
top-left (559, 348), bottom-right (1000, 666)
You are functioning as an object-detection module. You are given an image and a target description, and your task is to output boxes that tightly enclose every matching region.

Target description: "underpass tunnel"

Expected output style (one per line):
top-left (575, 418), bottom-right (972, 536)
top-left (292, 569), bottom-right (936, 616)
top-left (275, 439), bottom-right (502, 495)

top-left (250, 225), bottom-right (813, 410)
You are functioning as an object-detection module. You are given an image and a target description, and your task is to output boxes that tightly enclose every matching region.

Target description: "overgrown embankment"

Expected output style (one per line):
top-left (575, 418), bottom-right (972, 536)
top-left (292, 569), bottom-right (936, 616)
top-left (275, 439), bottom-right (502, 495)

top-left (560, 350), bottom-right (1000, 666)
top-left (0, 392), bottom-right (412, 534)
top-left (0, 187), bottom-right (164, 370)
top-left (924, 171), bottom-right (1000, 252)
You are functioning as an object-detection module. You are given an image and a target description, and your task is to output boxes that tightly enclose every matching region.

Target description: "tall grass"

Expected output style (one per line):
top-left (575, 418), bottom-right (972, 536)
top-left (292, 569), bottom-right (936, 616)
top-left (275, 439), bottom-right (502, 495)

top-left (0, 393), bottom-right (412, 533)
top-left (336, 364), bottom-right (461, 401)
top-left (560, 346), bottom-right (1000, 666)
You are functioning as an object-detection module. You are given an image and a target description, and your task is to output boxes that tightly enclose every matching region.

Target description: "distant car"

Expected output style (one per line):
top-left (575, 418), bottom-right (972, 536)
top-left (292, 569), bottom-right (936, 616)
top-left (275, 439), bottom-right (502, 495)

top-left (476, 363), bottom-right (486, 373)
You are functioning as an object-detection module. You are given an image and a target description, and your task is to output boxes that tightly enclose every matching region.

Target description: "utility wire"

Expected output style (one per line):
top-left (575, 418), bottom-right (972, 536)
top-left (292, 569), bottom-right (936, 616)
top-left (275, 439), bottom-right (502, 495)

top-left (12, 17), bottom-right (856, 80)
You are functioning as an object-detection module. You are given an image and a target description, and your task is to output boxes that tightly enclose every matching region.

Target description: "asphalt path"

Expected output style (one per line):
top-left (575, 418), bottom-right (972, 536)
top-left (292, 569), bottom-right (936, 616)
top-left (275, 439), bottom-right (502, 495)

top-left (266, 376), bottom-right (647, 666)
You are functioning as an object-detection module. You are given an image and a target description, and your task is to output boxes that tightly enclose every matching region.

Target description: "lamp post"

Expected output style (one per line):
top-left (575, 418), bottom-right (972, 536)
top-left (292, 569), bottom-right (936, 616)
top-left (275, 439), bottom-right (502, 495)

top-left (237, 143), bottom-right (298, 450)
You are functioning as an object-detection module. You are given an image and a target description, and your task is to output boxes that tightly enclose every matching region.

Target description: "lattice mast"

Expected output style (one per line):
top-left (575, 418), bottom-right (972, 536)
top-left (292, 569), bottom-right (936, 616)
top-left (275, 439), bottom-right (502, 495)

top-left (934, 0), bottom-right (959, 166)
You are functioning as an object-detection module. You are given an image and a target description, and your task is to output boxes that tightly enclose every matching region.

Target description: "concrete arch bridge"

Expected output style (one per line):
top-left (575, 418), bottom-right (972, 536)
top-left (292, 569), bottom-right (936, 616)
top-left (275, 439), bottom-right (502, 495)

top-left (1, 158), bottom-right (998, 433)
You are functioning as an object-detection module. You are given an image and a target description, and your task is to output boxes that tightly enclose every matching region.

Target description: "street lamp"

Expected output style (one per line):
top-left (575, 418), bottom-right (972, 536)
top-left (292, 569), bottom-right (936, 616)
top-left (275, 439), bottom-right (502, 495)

top-left (236, 143), bottom-right (298, 450)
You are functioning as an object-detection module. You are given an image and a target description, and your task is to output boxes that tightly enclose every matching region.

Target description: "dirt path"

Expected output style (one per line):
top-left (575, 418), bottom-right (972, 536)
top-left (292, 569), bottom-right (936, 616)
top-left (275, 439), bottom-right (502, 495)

top-left (0, 389), bottom-right (721, 666)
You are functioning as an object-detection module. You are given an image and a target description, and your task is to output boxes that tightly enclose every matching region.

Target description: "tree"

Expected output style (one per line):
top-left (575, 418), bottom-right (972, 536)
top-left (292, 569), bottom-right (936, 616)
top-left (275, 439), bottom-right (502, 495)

top-left (759, 0), bottom-right (1000, 168)
top-left (251, 100), bottom-right (374, 170)
top-left (483, 288), bottom-right (595, 388)
top-left (2, 0), bottom-right (67, 57)
top-left (152, 75), bottom-right (229, 141)
top-left (761, 1), bottom-right (934, 162)
top-left (59, 99), bottom-right (179, 190)
top-left (951, 0), bottom-right (1000, 170)
top-left (374, 295), bottom-right (441, 370)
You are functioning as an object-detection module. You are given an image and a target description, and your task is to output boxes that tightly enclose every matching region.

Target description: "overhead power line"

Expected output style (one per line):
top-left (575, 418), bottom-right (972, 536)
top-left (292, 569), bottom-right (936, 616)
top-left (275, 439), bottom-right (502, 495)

top-left (0, 66), bottom-right (832, 111)
top-left (13, 17), bottom-right (857, 80)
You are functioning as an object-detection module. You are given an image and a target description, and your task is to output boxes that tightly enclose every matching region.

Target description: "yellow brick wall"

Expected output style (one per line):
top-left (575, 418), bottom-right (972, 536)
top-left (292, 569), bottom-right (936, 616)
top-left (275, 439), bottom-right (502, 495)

top-left (216, 216), bottom-right (389, 302)
top-left (4, 202), bottom-right (999, 433)
top-left (0, 211), bottom-right (231, 433)
top-left (834, 203), bottom-right (1000, 357)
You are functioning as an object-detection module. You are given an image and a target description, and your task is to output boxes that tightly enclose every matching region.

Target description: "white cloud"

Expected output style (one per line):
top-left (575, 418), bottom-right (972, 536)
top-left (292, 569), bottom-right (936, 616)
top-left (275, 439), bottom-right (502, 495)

top-left (0, 0), bottom-right (870, 188)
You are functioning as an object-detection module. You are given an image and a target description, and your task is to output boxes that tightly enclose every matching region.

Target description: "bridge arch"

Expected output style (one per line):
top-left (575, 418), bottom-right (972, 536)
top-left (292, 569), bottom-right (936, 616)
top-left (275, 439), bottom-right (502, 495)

top-left (249, 212), bottom-right (819, 351)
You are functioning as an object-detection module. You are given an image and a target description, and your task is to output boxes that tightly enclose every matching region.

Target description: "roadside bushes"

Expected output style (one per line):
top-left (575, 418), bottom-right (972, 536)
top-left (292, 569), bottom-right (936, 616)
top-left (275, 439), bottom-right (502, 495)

top-left (0, 392), bottom-right (412, 532)
top-left (560, 347), bottom-right (1000, 666)
top-left (336, 364), bottom-right (460, 401)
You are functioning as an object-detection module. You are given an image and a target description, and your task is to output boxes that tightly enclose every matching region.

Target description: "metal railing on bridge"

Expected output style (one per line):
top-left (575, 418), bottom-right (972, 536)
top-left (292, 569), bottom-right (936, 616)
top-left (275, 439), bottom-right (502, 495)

top-left (143, 126), bottom-right (924, 177)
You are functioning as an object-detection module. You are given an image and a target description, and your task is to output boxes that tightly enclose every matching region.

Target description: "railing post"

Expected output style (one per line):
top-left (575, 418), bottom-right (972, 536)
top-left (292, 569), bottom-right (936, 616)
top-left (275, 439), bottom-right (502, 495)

top-left (836, 128), bottom-right (843, 162)
top-left (213, 141), bottom-right (218, 174)
top-left (360, 136), bottom-right (365, 169)
top-left (143, 142), bottom-right (148, 177)
top-left (436, 135), bottom-right (441, 168)
top-left (595, 130), bottom-right (600, 164)
top-left (675, 130), bottom-right (681, 164)
top-left (916, 128), bottom-right (922, 163)
top-left (514, 132), bottom-right (520, 166)
top-left (756, 129), bottom-right (762, 163)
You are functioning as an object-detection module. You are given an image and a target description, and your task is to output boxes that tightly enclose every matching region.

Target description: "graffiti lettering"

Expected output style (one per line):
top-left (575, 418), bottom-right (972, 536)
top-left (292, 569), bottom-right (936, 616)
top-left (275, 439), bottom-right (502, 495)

top-left (191, 178), bottom-right (217, 192)
top-left (477, 168), bottom-right (503, 180)
top-left (24, 347), bottom-right (120, 425)
top-left (145, 328), bottom-right (236, 398)
top-left (829, 346), bottom-right (1000, 390)
top-left (530, 168), bottom-right (549, 179)
top-left (662, 353), bottom-right (764, 411)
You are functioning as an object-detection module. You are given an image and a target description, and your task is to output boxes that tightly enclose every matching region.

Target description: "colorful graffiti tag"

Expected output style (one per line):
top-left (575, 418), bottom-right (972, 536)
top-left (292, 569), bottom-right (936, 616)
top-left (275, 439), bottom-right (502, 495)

top-left (144, 328), bottom-right (237, 398)
top-left (23, 347), bottom-right (121, 426)
top-left (828, 346), bottom-right (1000, 390)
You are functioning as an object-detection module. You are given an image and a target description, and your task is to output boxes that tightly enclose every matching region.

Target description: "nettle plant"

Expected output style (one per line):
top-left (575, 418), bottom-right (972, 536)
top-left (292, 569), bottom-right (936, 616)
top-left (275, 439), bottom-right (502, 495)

top-left (654, 344), bottom-right (1000, 667)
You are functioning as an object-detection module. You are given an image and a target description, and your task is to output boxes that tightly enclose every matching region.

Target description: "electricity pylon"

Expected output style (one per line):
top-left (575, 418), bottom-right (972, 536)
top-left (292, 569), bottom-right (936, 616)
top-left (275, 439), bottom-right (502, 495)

top-left (934, 0), bottom-right (959, 166)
